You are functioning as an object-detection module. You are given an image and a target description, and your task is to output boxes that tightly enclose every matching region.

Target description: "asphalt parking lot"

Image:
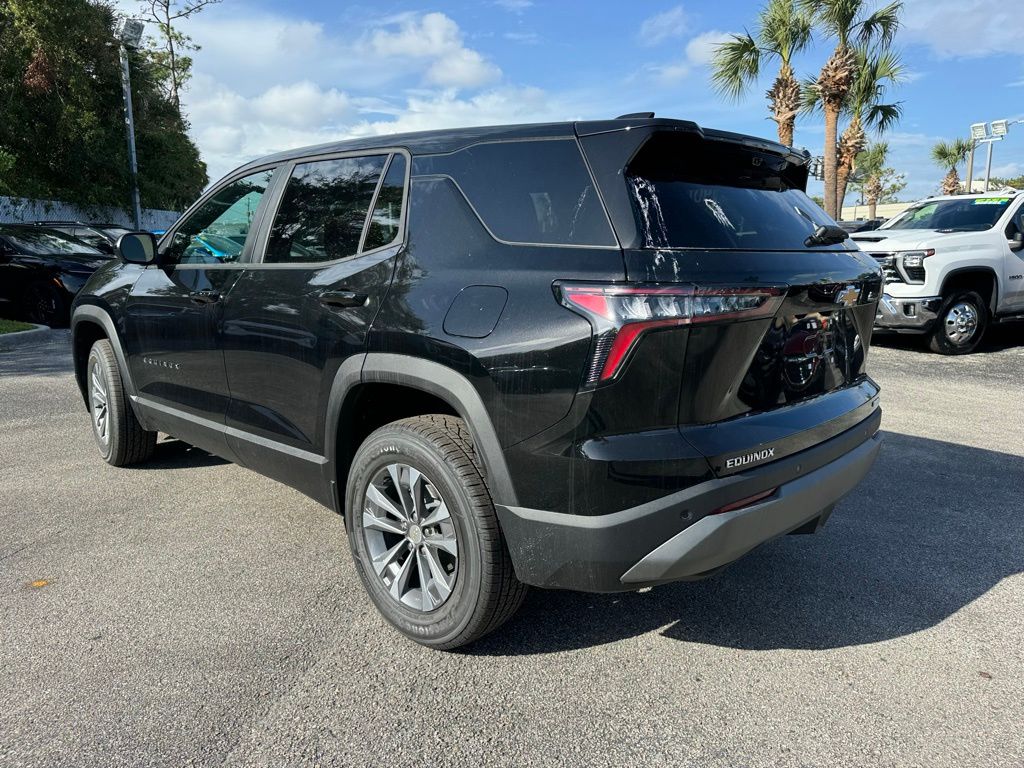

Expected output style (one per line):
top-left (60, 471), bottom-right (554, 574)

top-left (1, 328), bottom-right (1022, 767)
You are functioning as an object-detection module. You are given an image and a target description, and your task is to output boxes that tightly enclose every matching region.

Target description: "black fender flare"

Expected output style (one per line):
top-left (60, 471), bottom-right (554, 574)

top-left (324, 352), bottom-right (518, 511)
top-left (71, 305), bottom-right (139, 400)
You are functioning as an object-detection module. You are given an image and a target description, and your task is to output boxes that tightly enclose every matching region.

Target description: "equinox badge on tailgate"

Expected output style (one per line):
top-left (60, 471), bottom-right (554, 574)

top-left (725, 447), bottom-right (776, 469)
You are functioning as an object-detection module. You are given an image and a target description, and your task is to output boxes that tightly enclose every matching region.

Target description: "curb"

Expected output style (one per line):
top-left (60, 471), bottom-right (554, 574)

top-left (0, 324), bottom-right (52, 351)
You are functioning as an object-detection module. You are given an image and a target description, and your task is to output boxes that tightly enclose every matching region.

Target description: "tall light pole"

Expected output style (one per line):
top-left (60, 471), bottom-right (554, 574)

top-left (966, 118), bottom-right (1024, 193)
top-left (117, 19), bottom-right (145, 230)
top-left (967, 123), bottom-right (987, 193)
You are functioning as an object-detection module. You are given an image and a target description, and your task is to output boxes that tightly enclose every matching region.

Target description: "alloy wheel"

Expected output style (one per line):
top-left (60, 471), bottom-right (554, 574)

top-left (361, 463), bottom-right (459, 612)
top-left (89, 361), bottom-right (109, 446)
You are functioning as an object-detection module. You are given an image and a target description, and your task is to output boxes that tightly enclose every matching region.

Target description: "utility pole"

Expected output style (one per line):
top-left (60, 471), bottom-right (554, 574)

top-left (117, 19), bottom-right (145, 230)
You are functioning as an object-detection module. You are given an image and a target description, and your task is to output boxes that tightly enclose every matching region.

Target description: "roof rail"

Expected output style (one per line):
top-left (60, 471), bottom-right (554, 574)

top-left (615, 112), bottom-right (655, 119)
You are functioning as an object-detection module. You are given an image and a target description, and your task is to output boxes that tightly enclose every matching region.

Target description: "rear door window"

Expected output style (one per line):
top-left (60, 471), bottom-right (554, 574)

top-left (362, 154), bottom-right (406, 252)
top-left (265, 155), bottom-right (387, 264)
top-left (625, 133), bottom-right (838, 250)
top-left (418, 139), bottom-right (616, 247)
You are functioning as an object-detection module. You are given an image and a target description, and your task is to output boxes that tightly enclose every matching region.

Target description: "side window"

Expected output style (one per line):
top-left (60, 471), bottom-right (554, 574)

top-left (265, 155), bottom-right (387, 264)
top-left (165, 169), bottom-right (274, 264)
top-left (362, 154), bottom-right (406, 252)
top-left (417, 139), bottom-right (616, 246)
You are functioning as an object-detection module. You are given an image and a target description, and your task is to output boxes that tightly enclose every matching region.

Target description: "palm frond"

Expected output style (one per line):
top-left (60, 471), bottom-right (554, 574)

top-left (931, 138), bottom-right (973, 171)
top-left (760, 0), bottom-right (813, 63)
top-left (865, 102), bottom-right (902, 133)
top-left (857, 0), bottom-right (902, 47)
top-left (711, 32), bottom-right (762, 100)
top-left (798, 75), bottom-right (822, 115)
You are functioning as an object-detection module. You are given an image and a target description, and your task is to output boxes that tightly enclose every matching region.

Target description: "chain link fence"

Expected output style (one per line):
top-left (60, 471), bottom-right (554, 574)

top-left (0, 196), bottom-right (180, 231)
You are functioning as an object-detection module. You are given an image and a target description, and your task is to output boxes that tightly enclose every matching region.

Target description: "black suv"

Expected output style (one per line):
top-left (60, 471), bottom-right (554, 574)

top-left (71, 117), bottom-right (883, 649)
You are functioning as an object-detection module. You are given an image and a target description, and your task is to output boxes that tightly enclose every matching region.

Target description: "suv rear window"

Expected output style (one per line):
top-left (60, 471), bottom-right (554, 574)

top-left (626, 133), bottom-right (837, 250)
top-left (418, 139), bottom-right (616, 247)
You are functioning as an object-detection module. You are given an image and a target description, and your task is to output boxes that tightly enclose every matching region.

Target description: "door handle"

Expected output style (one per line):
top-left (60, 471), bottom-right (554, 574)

top-left (189, 289), bottom-right (221, 305)
top-left (319, 290), bottom-right (368, 309)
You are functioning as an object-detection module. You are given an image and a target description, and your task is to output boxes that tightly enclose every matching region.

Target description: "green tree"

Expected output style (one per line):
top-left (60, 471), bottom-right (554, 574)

top-left (833, 47), bottom-right (902, 211)
top-left (800, 0), bottom-right (901, 219)
top-left (986, 175), bottom-right (1024, 190)
top-left (711, 0), bottom-right (813, 147)
top-left (0, 0), bottom-right (206, 212)
top-left (931, 138), bottom-right (972, 196)
top-left (851, 141), bottom-right (904, 219)
top-left (138, 0), bottom-right (220, 111)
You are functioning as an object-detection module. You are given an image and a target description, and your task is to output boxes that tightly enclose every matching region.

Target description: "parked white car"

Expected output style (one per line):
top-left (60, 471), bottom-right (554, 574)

top-left (851, 191), bottom-right (1024, 353)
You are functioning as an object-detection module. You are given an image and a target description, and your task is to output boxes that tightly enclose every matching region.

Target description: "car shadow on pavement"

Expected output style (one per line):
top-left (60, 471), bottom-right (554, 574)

top-left (468, 431), bottom-right (1023, 656)
top-left (138, 438), bottom-right (230, 469)
top-left (873, 321), bottom-right (1024, 354)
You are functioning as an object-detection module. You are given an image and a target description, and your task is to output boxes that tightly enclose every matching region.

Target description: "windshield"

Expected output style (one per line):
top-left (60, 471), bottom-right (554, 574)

top-left (883, 197), bottom-right (1013, 232)
top-left (625, 132), bottom-right (840, 250)
top-left (0, 227), bottom-right (104, 256)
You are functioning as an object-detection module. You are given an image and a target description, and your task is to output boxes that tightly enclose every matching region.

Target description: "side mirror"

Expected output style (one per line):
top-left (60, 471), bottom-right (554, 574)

top-left (116, 232), bottom-right (158, 265)
top-left (1010, 232), bottom-right (1024, 252)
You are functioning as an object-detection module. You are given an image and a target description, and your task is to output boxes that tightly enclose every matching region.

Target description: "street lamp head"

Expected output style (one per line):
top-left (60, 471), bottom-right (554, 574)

top-left (970, 122), bottom-right (989, 141)
top-left (991, 119), bottom-right (1010, 137)
top-left (116, 18), bottom-right (145, 49)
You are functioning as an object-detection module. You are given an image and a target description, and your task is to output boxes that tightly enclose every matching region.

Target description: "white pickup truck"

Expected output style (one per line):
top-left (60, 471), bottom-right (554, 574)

top-left (851, 191), bottom-right (1024, 354)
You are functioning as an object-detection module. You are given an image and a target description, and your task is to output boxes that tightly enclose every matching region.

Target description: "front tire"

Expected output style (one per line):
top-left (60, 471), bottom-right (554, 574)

top-left (87, 339), bottom-right (157, 466)
top-left (345, 415), bottom-right (526, 649)
top-left (928, 290), bottom-right (987, 355)
top-left (23, 281), bottom-right (68, 327)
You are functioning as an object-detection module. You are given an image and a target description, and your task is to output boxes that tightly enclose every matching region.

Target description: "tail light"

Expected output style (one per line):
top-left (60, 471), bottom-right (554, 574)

top-left (555, 282), bottom-right (785, 386)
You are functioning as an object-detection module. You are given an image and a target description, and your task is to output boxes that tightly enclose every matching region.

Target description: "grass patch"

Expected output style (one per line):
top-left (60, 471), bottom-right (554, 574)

top-left (0, 318), bottom-right (35, 334)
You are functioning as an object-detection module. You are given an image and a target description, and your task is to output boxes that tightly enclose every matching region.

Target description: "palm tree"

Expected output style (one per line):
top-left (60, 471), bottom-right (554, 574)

top-left (856, 141), bottom-right (887, 219)
top-left (711, 0), bottom-right (813, 147)
top-left (801, 0), bottom-right (902, 219)
top-left (931, 138), bottom-right (972, 196)
top-left (833, 47), bottom-right (902, 213)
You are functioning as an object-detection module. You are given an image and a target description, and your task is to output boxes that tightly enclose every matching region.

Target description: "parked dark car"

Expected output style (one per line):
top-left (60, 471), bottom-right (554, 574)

top-left (0, 225), bottom-right (110, 326)
top-left (33, 221), bottom-right (133, 255)
top-left (70, 117), bottom-right (884, 649)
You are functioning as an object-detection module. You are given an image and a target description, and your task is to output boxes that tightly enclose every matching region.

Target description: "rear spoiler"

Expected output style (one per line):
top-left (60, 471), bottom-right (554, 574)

top-left (575, 118), bottom-right (810, 167)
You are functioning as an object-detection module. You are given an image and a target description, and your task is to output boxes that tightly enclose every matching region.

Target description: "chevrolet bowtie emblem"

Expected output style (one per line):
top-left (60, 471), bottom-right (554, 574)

top-left (836, 285), bottom-right (860, 307)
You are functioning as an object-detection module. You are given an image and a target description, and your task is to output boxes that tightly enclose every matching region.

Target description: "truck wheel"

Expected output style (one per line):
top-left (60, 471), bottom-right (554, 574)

top-left (345, 415), bottom-right (527, 649)
top-left (87, 339), bottom-right (157, 466)
top-left (928, 290), bottom-right (987, 355)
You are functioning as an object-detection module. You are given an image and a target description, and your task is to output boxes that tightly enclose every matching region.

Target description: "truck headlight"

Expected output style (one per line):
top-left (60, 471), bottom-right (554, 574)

top-left (902, 250), bottom-right (934, 269)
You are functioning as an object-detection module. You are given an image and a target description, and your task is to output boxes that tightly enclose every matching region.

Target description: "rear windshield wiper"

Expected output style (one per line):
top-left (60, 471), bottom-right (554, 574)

top-left (804, 224), bottom-right (849, 247)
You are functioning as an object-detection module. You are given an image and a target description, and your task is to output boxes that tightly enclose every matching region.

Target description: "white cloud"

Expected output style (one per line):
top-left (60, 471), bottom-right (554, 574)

top-left (636, 28), bottom-right (736, 86)
top-left (504, 31), bottom-right (540, 44)
top-left (684, 30), bottom-right (734, 66)
top-left (901, 0), bottom-right (1024, 59)
top-left (638, 6), bottom-right (689, 47)
top-left (363, 12), bottom-right (501, 88)
top-left (494, 0), bottom-right (533, 11)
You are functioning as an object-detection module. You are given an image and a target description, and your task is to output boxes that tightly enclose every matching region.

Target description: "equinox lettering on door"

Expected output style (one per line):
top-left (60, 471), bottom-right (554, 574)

top-left (725, 447), bottom-right (775, 469)
top-left (142, 357), bottom-right (181, 370)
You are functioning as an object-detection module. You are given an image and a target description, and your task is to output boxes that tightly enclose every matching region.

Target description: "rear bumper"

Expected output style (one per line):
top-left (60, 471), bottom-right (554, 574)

top-left (496, 408), bottom-right (881, 592)
top-left (873, 293), bottom-right (942, 333)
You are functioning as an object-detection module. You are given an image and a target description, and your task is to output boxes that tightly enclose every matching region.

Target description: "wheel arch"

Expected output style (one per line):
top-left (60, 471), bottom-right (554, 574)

top-left (939, 267), bottom-right (999, 316)
top-left (325, 353), bottom-right (518, 514)
top-left (71, 306), bottom-right (138, 407)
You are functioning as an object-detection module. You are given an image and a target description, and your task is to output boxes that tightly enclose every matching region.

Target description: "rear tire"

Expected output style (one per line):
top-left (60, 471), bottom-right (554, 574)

top-left (928, 290), bottom-right (987, 355)
top-left (345, 415), bottom-right (527, 649)
top-left (87, 339), bottom-right (157, 466)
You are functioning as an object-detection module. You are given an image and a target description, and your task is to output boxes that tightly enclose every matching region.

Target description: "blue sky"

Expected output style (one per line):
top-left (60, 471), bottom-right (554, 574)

top-left (153, 0), bottom-right (1024, 201)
